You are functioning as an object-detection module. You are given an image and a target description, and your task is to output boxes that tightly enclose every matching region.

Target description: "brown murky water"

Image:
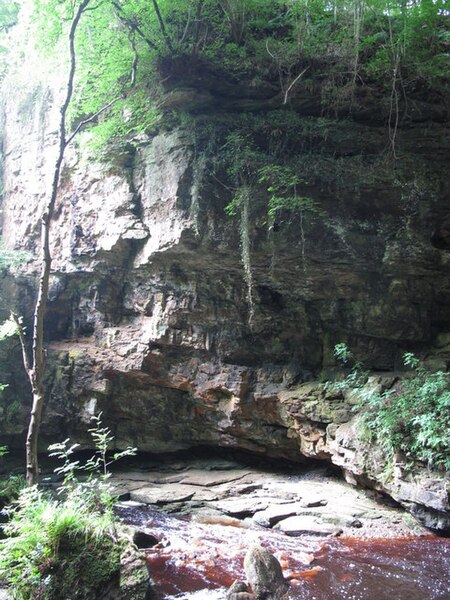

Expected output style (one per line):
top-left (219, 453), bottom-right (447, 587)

top-left (117, 505), bottom-right (450, 600)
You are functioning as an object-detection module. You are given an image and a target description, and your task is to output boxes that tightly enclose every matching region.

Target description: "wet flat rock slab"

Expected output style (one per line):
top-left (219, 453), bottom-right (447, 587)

top-left (111, 458), bottom-right (427, 538)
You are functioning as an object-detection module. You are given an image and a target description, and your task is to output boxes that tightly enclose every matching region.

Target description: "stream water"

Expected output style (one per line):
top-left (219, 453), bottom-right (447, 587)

top-left (117, 505), bottom-right (450, 600)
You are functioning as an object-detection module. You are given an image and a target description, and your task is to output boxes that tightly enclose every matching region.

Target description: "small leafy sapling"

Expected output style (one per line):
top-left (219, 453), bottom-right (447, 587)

top-left (333, 342), bottom-right (353, 365)
top-left (48, 412), bottom-right (136, 500)
top-left (47, 439), bottom-right (82, 492)
top-left (403, 352), bottom-right (420, 370)
top-left (325, 342), bottom-right (368, 393)
top-left (85, 412), bottom-right (137, 479)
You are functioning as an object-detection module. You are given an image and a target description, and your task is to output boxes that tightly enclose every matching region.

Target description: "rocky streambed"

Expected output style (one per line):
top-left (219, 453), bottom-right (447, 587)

top-left (110, 453), bottom-right (450, 600)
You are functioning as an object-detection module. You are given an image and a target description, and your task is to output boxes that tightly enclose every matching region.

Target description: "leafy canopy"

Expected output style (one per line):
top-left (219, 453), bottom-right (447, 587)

top-left (10, 0), bottom-right (445, 157)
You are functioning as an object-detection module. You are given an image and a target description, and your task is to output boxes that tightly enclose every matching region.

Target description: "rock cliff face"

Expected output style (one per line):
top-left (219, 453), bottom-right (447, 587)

top-left (0, 60), bottom-right (449, 529)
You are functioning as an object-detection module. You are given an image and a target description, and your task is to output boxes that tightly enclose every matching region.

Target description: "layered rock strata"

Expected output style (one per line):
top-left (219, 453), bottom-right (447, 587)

top-left (0, 60), bottom-right (449, 529)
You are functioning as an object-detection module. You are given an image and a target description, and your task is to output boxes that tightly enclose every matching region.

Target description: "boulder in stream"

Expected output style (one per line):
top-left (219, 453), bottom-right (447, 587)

top-left (244, 545), bottom-right (288, 599)
top-left (227, 580), bottom-right (255, 599)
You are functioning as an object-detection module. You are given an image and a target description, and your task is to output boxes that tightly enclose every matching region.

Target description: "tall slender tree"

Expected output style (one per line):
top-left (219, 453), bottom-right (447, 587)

top-left (12, 0), bottom-right (139, 485)
top-left (10, 0), bottom-right (174, 486)
top-left (13, 0), bottom-right (92, 486)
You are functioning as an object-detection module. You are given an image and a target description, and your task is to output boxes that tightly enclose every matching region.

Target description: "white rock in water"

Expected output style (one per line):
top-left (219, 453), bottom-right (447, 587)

top-left (275, 515), bottom-right (341, 537)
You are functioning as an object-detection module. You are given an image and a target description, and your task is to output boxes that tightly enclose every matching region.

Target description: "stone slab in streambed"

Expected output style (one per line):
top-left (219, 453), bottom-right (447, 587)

top-left (130, 484), bottom-right (197, 505)
top-left (121, 470), bottom-right (186, 483)
top-left (109, 458), bottom-right (431, 537)
top-left (209, 496), bottom-right (275, 518)
top-left (176, 468), bottom-right (250, 487)
top-left (252, 503), bottom-right (304, 527)
top-left (275, 515), bottom-right (342, 536)
top-left (250, 488), bottom-right (387, 530)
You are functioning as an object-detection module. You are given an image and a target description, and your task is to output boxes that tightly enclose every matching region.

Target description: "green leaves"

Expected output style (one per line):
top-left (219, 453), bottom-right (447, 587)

top-left (0, 0), bottom-right (19, 33)
top-left (334, 342), bottom-right (353, 365)
top-left (0, 317), bottom-right (18, 341)
top-left (0, 484), bottom-right (119, 599)
top-left (258, 164), bottom-right (324, 222)
top-left (328, 345), bottom-right (449, 472)
top-left (16, 0), bottom-right (449, 157)
top-left (0, 241), bottom-right (28, 269)
top-left (0, 415), bottom-right (136, 596)
top-left (360, 354), bottom-right (450, 471)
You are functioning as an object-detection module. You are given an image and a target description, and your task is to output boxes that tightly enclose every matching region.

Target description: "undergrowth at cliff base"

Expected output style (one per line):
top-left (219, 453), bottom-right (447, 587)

top-left (332, 344), bottom-right (450, 472)
top-left (360, 353), bottom-right (450, 471)
top-left (0, 486), bottom-right (120, 599)
top-left (0, 446), bottom-right (26, 507)
top-left (0, 415), bottom-right (136, 600)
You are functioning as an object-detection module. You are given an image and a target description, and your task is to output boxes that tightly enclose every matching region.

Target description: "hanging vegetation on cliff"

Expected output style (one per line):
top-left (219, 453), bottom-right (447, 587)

top-left (1, 0), bottom-right (446, 156)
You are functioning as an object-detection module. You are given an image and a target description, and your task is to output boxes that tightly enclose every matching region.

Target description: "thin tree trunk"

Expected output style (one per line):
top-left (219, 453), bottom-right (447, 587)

top-left (21, 0), bottom-right (140, 485)
top-left (24, 0), bottom-right (91, 486)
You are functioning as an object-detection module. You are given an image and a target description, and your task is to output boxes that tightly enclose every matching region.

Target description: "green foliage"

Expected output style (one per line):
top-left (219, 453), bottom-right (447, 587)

top-left (81, 92), bottom-right (160, 160)
top-left (220, 129), bottom-right (324, 225)
top-left (327, 345), bottom-right (450, 471)
top-left (0, 485), bottom-right (120, 599)
top-left (48, 412), bottom-right (136, 494)
top-left (0, 241), bottom-right (28, 270)
top-left (221, 131), bottom-right (266, 184)
top-left (362, 0), bottom-right (449, 85)
top-left (0, 415), bottom-right (136, 599)
top-left (334, 342), bottom-right (353, 365)
top-left (0, 473), bottom-right (26, 504)
top-left (215, 116), bottom-right (327, 308)
top-left (325, 342), bottom-right (368, 392)
top-left (360, 354), bottom-right (450, 471)
top-left (0, 0), bottom-right (20, 79)
top-left (0, 0), bottom-right (19, 33)
top-left (86, 413), bottom-right (138, 477)
top-left (258, 165), bottom-right (323, 222)
top-left (12, 0), bottom-right (447, 157)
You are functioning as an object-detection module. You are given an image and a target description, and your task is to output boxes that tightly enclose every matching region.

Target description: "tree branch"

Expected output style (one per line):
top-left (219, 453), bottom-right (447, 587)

top-left (283, 67), bottom-right (309, 104)
top-left (112, 1), bottom-right (158, 51)
top-left (22, 0), bottom-right (92, 486)
top-left (65, 97), bottom-right (121, 147)
top-left (33, 0), bottom-right (91, 384)
top-left (151, 0), bottom-right (173, 52)
top-left (11, 313), bottom-right (32, 381)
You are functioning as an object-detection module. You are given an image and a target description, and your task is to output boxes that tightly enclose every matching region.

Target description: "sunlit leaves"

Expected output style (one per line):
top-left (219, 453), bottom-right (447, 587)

top-left (19, 0), bottom-right (449, 154)
top-left (0, 0), bottom-right (19, 33)
top-left (0, 241), bottom-right (28, 269)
